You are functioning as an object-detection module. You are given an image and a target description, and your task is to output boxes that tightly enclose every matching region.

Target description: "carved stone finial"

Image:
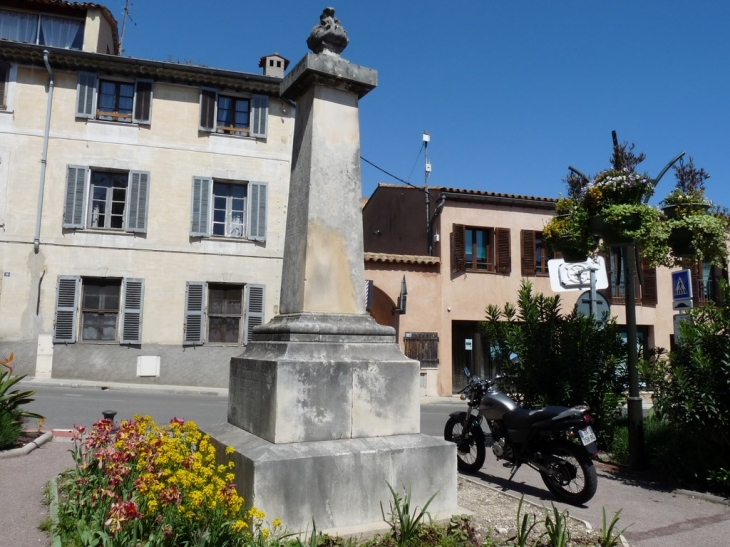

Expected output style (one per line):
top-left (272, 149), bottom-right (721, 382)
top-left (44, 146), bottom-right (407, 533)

top-left (307, 7), bottom-right (349, 55)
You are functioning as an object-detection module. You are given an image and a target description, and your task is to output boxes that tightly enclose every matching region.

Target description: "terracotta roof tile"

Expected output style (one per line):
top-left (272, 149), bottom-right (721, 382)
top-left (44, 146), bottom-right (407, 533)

top-left (364, 252), bottom-right (440, 265)
top-left (375, 183), bottom-right (557, 204)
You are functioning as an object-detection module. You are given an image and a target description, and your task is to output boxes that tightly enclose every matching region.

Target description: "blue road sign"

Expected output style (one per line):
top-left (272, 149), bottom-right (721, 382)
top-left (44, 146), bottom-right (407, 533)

top-left (671, 269), bottom-right (693, 300)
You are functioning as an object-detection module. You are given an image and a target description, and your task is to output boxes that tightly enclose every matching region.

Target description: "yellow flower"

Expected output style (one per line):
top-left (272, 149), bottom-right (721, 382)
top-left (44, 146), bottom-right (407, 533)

top-left (232, 520), bottom-right (248, 533)
top-left (225, 446), bottom-right (235, 455)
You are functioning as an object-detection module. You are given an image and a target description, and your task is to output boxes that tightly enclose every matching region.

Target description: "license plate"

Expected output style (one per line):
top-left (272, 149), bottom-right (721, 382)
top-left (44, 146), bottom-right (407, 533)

top-left (578, 426), bottom-right (596, 446)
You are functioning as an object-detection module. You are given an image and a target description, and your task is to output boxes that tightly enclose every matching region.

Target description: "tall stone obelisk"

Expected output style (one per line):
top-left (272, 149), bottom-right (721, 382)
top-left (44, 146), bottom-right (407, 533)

top-left (207, 8), bottom-right (458, 533)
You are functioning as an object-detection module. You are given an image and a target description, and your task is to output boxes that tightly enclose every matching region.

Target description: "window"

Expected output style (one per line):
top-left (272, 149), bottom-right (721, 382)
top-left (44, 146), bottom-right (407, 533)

top-left (63, 166), bottom-right (150, 233)
top-left (602, 249), bottom-right (657, 306)
top-left (0, 62), bottom-right (9, 110)
top-left (76, 72), bottom-right (153, 124)
top-left (53, 277), bottom-right (144, 344)
top-left (0, 9), bottom-right (84, 50)
top-left (521, 230), bottom-right (552, 276)
top-left (183, 282), bottom-right (265, 346)
top-left (452, 224), bottom-right (511, 274)
top-left (190, 177), bottom-right (267, 241)
top-left (199, 88), bottom-right (268, 138)
top-left (683, 258), bottom-right (728, 306)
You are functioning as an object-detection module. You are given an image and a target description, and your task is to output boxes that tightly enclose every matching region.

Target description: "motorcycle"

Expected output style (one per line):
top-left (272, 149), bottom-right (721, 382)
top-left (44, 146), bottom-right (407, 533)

top-left (444, 364), bottom-right (598, 505)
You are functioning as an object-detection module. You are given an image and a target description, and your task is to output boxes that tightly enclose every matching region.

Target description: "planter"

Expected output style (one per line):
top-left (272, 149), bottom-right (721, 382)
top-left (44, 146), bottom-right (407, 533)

top-left (589, 213), bottom-right (641, 247)
top-left (662, 203), bottom-right (710, 219)
top-left (668, 226), bottom-right (695, 257)
top-left (553, 237), bottom-right (589, 263)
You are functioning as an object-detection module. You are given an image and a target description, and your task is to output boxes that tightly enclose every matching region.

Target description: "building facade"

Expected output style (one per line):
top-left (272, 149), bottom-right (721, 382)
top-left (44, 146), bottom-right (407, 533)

top-left (0, 1), bottom-right (294, 386)
top-left (363, 184), bottom-right (726, 396)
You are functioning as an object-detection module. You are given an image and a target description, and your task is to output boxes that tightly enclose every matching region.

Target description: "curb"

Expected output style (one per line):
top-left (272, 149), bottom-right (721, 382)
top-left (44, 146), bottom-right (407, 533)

top-left (674, 488), bottom-right (730, 507)
top-left (0, 430), bottom-right (53, 459)
top-left (49, 474), bottom-right (62, 547)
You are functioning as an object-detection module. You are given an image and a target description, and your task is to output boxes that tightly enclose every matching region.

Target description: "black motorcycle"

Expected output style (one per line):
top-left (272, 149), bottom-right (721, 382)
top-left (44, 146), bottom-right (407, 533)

top-left (444, 366), bottom-right (598, 505)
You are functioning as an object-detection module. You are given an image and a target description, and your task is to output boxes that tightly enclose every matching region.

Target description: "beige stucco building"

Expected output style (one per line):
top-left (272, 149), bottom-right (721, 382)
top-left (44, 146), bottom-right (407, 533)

top-left (0, 1), bottom-right (294, 385)
top-left (363, 184), bottom-right (726, 396)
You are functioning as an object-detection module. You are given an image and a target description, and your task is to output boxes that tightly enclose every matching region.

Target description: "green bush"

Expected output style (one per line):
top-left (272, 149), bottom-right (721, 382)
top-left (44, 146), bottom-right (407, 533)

top-left (481, 280), bottom-right (627, 446)
top-left (0, 407), bottom-right (22, 449)
top-left (0, 353), bottom-right (43, 449)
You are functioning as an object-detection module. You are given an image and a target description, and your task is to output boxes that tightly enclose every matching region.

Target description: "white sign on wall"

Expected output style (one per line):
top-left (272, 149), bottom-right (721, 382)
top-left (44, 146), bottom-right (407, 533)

top-left (465, 339), bottom-right (473, 351)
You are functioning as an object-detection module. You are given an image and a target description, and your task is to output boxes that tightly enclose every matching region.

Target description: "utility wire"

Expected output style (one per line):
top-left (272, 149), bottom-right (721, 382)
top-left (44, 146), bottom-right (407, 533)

top-left (406, 142), bottom-right (425, 183)
top-left (360, 156), bottom-right (430, 193)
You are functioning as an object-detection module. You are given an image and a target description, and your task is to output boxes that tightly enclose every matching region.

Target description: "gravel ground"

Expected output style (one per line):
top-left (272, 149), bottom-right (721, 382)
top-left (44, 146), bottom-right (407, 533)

top-left (457, 476), bottom-right (605, 546)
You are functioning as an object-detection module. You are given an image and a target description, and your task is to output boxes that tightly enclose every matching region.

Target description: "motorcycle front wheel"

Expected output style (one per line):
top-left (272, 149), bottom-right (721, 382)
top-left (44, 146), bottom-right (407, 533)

top-left (444, 415), bottom-right (486, 473)
top-left (538, 439), bottom-right (597, 505)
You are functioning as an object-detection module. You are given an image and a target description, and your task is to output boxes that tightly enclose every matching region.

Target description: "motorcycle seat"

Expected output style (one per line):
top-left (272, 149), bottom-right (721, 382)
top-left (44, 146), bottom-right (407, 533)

top-left (503, 405), bottom-right (570, 429)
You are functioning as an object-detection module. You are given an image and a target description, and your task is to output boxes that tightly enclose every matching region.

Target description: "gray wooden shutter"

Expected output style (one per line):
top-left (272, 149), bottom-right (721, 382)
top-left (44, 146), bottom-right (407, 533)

top-left (63, 165), bottom-right (88, 228)
top-left (53, 276), bottom-right (80, 343)
top-left (126, 171), bottom-right (150, 233)
top-left (133, 79), bottom-right (153, 124)
top-left (496, 228), bottom-right (512, 274)
top-left (247, 182), bottom-right (267, 241)
top-left (76, 72), bottom-right (97, 118)
top-left (190, 177), bottom-right (211, 236)
top-left (521, 230), bottom-right (536, 276)
top-left (0, 63), bottom-right (9, 109)
top-left (199, 88), bottom-right (217, 131)
top-left (451, 224), bottom-right (465, 273)
top-left (244, 284), bottom-right (265, 345)
top-left (250, 94), bottom-right (269, 138)
top-left (183, 282), bottom-right (206, 346)
top-left (120, 278), bottom-right (144, 344)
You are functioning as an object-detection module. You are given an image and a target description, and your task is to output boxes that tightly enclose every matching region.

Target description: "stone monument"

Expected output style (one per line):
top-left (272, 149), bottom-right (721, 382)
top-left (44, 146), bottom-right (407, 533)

top-left (206, 8), bottom-right (459, 534)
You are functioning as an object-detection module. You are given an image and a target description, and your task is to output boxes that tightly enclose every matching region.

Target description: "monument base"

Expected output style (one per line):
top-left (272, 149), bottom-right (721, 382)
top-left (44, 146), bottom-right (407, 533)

top-left (206, 422), bottom-right (463, 534)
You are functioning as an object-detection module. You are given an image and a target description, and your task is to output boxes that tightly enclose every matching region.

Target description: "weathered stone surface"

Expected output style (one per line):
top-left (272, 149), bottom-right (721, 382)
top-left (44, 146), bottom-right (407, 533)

top-left (281, 53), bottom-right (376, 101)
top-left (207, 423), bottom-right (459, 533)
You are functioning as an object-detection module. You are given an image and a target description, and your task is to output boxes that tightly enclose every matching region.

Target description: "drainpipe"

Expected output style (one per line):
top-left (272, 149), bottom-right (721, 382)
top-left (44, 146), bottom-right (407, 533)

top-left (34, 50), bottom-right (54, 254)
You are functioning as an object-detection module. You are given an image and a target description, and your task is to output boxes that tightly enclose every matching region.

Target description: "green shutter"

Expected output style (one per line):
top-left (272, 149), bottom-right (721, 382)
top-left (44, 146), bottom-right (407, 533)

top-left (126, 171), bottom-right (150, 233)
top-left (250, 94), bottom-right (269, 138)
top-left (244, 284), bottom-right (265, 345)
top-left (247, 182), bottom-right (267, 241)
top-left (183, 282), bottom-right (206, 346)
top-left (76, 72), bottom-right (96, 118)
top-left (53, 276), bottom-right (80, 343)
top-left (63, 165), bottom-right (88, 228)
top-left (120, 278), bottom-right (144, 344)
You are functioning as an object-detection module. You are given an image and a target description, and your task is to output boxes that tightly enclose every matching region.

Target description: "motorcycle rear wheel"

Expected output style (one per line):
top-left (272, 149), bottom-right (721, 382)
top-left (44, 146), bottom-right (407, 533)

top-left (539, 439), bottom-right (597, 505)
top-left (444, 415), bottom-right (486, 473)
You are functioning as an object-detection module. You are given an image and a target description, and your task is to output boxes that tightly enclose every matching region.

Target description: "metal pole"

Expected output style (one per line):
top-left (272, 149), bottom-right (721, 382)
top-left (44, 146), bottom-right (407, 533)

top-left (623, 244), bottom-right (645, 468)
top-left (589, 265), bottom-right (597, 318)
top-left (424, 131), bottom-right (431, 255)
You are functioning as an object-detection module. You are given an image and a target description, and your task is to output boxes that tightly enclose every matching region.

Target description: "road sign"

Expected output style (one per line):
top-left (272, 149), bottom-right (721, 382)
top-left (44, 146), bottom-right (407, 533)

top-left (673, 298), bottom-right (693, 311)
top-left (671, 269), bottom-right (692, 300)
top-left (548, 257), bottom-right (608, 292)
top-left (575, 290), bottom-right (610, 320)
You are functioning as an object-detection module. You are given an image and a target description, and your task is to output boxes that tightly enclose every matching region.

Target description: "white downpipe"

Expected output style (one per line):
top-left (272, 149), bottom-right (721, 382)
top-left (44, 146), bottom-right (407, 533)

top-left (34, 50), bottom-right (54, 254)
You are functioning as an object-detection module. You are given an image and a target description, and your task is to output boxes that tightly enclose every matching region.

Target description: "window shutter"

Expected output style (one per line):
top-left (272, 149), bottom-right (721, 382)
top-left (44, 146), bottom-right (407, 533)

top-left (641, 259), bottom-right (657, 305)
top-left (244, 284), bottom-right (265, 345)
top-left (247, 181), bottom-right (268, 241)
top-left (600, 252), bottom-right (613, 305)
top-left (199, 88), bottom-right (217, 131)
top-left (521, 230), bottom-right (536, 276)
top-left (0, 63), bottom-right (8, 109)
top-left (63, 165), bottom-right (88, 228)
top-left (53, 276), bottom-right (80, 343)
top-left (126, 171), bottom-right (150, 233)
top-left (120, 278), bottom-right (144, 344)
top-left (496, 228), bottom-right (511, 274)
top-left (183, 282), bottom-right (206, 346)
top-left (133, 79), bottom-right (153, 124)
top-left (76, 72), bottom-right (97, 118)
top-left (451, 224), bottom-right (465, 273)
top-left (250, 94), bottom-right (269, 138)
top-left (190, 177), bottom-right (211, 236)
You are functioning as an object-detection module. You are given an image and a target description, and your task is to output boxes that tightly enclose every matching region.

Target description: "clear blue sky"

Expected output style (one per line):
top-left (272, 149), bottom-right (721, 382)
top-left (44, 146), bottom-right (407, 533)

top-left (118, 1), bottom-right (730, 207)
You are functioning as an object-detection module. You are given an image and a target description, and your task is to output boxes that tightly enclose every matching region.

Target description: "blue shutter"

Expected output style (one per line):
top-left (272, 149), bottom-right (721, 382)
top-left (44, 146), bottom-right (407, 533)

top-left (76, 72), bottom-right (96, 118)
top-left (132, 79), bottom-right (153, 124)
top-left (120, 278), bottom-right (144, 344)
top-left (190, 177), bottom-right (211, 236)
top-left (183, 282), bottom-right (206, 346)
top-left (126, 171), bottom-right (150, 233)
top-left (247, 181), bottom-right (267, 241)
top-left (250, 94), bottom-right (268, 138)
top-left (53, 276), bottom-right (80, 343)
top-left (63, 165), bottom-right (87, 228)
top-left (244, 284), bottom-right (265, 345)
top-left (199, 88), bottom-right (217, 131)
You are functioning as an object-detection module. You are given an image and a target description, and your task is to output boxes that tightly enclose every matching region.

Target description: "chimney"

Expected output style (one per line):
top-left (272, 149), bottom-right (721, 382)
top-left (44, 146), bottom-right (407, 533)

top-left (258, 53), bottom-right (290, 78)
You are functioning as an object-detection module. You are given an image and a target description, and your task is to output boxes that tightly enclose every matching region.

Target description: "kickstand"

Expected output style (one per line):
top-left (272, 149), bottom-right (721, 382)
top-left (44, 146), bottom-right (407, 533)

top-left (507, 463), bottom-right (521, 484)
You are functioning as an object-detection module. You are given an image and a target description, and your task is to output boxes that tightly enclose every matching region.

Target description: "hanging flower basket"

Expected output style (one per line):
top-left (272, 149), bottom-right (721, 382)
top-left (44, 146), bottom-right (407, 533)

top-left (667, 226), bottom-right (694, 257)
top-left (552, 235), bottom-right (589, 263)
top-left (589, 212), bottom-right (641, 247)
top-left (662, 203), bottom-right (711, 220)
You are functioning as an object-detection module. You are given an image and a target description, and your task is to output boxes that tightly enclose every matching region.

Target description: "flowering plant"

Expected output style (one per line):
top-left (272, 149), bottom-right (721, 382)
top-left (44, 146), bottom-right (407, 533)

top-left (581, 169), bottom-right (654, 214)
top-left (543, 198), bottom-right (597, 260)
top-left (57, 415), bottom-right (282, 546)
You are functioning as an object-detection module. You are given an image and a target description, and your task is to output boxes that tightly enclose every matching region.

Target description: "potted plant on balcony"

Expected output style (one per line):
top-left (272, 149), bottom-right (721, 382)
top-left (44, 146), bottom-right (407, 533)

top-left (661, 158), bottom-right (728, 265)
top-left (543, 198), bottom-right (597, 262)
